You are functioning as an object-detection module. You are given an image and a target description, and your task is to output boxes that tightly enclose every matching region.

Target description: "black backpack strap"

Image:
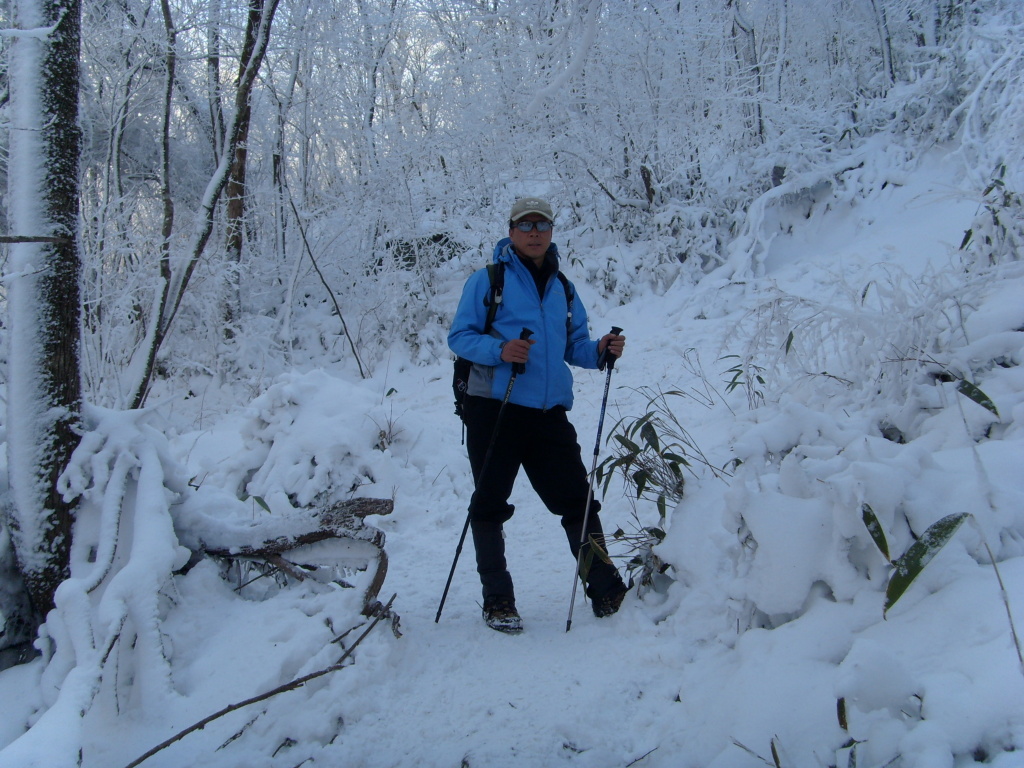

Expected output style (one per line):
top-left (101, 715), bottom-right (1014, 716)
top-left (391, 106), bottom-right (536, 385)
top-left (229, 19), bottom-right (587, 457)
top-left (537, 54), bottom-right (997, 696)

top-left (483, 263), bottom-right (573, 336)
top-left (555, 271), bottom-right (574, 334)
top-left (483, 262), bottom-right (504, 334)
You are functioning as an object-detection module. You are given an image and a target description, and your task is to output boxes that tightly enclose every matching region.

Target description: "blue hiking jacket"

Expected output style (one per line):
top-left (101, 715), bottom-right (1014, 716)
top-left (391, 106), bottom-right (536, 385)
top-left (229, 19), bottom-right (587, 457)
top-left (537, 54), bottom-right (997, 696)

top-left (448, 238), bottom-right (601, 411)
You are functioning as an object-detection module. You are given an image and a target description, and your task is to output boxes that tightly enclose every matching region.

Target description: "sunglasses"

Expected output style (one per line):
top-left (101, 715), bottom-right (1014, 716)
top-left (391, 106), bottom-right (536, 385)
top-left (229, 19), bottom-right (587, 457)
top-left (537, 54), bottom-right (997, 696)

top-left (511, 220), bottom-right (553, 233)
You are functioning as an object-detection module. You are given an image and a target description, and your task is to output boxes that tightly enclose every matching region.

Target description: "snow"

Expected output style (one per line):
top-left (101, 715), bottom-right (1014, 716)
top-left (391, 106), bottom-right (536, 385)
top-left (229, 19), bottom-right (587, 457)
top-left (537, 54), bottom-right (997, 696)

top-left (2, 145), bottom-right (1024, 768)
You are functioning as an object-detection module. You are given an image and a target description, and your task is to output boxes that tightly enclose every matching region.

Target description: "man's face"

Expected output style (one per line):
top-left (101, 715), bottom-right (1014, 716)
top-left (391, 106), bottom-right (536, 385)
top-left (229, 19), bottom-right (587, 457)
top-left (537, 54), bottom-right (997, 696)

top-left (509, 214), bottom-right (553, 264)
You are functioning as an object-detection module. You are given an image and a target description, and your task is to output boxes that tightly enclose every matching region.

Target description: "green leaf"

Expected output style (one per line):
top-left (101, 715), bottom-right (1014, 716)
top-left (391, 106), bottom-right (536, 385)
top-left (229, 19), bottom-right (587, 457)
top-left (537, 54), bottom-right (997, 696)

top-left (633, 469), bottom-right (650, 499)
top-left (614, 435), bottom-right (642, 454)
top-left (957, 380), bottom-right (999, 417)
top-left (646, 527), bottom-right (666, 541)
top-left (579, 547), bottom-right (594, 583)
top-left (837, 698), bottom-right (848, 731)
top-left (247, 495), bottom-right (272, 513)
top-left (860, 281), bottom-right (874, 304)
top-left (640, 421), bottom-right (661, 451)
top-left (959, 228), bottom-right (973, 250)
top-left (784, 331), bottom-right (794, 355)
top-left (884, 513), bottom-right (970, 615)
top-left (626, 412), bottom-right (655, 437)
top-left (587, 534), bottom-right (613, 565)
top-left (861, 503), bottom-right (890, 562)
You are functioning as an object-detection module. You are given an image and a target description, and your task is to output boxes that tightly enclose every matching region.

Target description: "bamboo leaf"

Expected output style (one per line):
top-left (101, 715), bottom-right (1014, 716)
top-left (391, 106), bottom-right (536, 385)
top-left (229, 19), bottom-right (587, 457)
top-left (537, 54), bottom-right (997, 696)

top-left (783, 331), bottom-right (794, 355)
top-left (884, 513), bottom-right (970, 615)
top-left (860, 281), bottom-right (874, 304)
top-left (861, 503), bottom-right (890, 562)
top-left (579, 547), bottom-right (595, 583)
top-left (959, 228), bottom-right (973, 250)
top-left (633, 469), bottom-right (650, 499)
top-left (252, 496), bottom-right (272, 513)
top-left (640, 421), bottom-right (660, 452)
top-left (587, 534), bottom-right (613, 565)
top-left (645, 527), bottom-right (666, 541)
top-left (628, 412), bottom-right (655, 437)
top-left (957, 380), bottom-right (999, 417)
top-left (614, 435), bottom-right (642, 454)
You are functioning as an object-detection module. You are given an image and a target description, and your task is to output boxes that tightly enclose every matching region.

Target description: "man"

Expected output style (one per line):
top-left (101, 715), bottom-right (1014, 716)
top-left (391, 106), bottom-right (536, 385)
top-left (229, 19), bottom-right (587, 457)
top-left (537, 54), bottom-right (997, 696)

top-left (448, 196), bottom-right (628, 633)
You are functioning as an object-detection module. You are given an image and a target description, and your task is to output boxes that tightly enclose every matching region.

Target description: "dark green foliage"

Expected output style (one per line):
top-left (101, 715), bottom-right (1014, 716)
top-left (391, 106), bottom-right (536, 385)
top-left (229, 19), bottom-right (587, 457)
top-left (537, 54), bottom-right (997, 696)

top-left (884, 513), bottom-right (970, 616)
top-left (861, 504), bottom-right (890, 562)
top-left (957, 380), bottom-right (999, 417)
top-left (861, 504), bottom-right (970, 616)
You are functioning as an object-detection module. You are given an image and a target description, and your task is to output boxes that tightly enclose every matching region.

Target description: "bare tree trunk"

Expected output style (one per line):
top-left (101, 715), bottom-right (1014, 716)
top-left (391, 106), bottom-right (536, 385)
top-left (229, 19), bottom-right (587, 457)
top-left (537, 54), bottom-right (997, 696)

top-left (223, 0), bottom-right (266, 337)
top-left (129, 0), bottom-right (176, 412)
top-left (728, 0), bottom-right (765, 143)
top-left (5, 0), bottom-right (82, 621)
top-left (129, 0), bottom-right (282, 408)
top-left (206, 0), bottom-right (225, 162)
top-left (868, 0), bottom-right (896, 85)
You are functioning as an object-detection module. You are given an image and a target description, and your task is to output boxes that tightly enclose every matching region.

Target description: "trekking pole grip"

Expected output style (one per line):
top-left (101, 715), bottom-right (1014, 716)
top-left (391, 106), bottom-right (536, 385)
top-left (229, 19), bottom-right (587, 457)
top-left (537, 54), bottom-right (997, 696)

top-left (599, 326), bottom-right (623, 371)
top-left (513, 327), bottom-right (533, 375)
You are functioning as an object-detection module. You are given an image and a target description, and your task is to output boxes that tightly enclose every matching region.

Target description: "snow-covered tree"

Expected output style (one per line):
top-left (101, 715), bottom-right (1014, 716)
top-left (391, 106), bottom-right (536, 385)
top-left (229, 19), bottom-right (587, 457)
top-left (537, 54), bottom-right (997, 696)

top-left (3, 0), bottom-right (82, 630)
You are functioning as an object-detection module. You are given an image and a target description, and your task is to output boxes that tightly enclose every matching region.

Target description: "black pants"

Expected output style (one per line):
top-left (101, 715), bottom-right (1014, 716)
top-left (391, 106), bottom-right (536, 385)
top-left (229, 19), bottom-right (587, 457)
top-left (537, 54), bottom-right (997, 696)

top-left (463, 395), bottom-right (622, 603)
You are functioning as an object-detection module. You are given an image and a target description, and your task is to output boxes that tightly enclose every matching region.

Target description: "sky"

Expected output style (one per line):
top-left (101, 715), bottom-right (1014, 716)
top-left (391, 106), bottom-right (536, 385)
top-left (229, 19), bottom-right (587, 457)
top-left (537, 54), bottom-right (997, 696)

top-left (1, 139), bottom-right (1023, 768)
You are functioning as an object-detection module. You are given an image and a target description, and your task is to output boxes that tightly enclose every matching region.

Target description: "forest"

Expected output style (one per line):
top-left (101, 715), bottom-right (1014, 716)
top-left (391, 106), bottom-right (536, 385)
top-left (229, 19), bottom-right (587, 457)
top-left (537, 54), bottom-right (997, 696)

top-left (1, 1), bottom-right (1022, 766)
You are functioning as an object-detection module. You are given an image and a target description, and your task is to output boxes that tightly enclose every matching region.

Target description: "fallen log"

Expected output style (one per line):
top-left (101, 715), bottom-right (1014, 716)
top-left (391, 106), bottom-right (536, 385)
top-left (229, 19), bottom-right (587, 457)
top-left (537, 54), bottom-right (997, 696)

top-left (180, 498), bottom-right (393, 616)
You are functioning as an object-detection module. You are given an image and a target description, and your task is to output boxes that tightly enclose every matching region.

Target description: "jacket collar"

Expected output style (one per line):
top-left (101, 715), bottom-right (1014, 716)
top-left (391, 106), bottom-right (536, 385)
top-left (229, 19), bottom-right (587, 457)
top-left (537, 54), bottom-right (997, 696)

top-left (493, 238), bottom-right (560, 270)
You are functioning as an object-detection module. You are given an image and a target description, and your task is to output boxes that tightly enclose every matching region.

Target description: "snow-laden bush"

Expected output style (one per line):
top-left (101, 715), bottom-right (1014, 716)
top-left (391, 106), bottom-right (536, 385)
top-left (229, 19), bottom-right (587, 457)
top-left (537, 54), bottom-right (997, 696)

top-left (597, 148), bottom-right (1024, 764)
top-left (0, 371), bottom-right (402, 767)
top-left (186, 369), bottom-right (400, 512)
top-left (0, 407), bottom-right (193, 767)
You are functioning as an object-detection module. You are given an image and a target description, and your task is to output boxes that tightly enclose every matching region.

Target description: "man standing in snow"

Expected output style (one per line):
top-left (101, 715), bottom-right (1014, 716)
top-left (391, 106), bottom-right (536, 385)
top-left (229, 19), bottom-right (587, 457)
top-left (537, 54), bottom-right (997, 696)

top-left (448, 196), bottom-right (628, 633)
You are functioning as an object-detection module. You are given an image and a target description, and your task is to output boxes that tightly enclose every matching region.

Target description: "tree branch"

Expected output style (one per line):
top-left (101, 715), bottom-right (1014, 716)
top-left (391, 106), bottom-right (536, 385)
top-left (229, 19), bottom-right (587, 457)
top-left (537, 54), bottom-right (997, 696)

top-left (121, 594), bottom-right (397, 768)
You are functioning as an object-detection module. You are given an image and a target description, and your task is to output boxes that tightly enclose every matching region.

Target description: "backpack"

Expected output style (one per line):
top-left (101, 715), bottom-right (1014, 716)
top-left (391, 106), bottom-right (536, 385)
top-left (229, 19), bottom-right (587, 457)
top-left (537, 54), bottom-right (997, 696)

top-left (453, 262), bottom-right (574, 422)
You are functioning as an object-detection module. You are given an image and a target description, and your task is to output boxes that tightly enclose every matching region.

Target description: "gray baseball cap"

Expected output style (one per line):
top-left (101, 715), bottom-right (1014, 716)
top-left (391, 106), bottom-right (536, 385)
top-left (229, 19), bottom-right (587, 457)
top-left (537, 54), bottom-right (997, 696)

top-left (509, 197), bottom-right (554, 223)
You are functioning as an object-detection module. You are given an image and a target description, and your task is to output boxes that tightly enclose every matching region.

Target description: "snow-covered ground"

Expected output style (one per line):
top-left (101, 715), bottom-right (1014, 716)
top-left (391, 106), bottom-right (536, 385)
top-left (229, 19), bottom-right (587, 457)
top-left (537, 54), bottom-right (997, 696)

top-left (2, 143), bottom-right (1023, 768)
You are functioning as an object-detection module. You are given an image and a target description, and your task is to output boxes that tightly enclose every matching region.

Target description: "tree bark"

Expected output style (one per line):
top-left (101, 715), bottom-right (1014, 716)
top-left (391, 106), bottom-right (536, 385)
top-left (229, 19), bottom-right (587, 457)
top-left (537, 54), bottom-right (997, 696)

top-left (223, 0), bottom-right (265, 336)
top-left (5, 0), bottom-right (83, 620)
top-left (129, 0), bottom-right (281, 408)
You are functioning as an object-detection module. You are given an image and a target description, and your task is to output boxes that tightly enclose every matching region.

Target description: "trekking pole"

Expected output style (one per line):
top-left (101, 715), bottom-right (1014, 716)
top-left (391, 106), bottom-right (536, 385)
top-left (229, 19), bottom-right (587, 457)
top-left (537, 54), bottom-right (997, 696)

top-left (566, 326), bottom-right (622, 633)
top-left (436, 327), bottom-right (533, 623)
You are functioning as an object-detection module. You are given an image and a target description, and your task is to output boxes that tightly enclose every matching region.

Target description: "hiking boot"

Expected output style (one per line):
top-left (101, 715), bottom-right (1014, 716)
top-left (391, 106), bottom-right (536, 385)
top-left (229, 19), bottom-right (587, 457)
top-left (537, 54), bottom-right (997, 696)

top-left (482, 596), bottom-right (523, 634)
top-left (592, 582), bottom-right (627, 618)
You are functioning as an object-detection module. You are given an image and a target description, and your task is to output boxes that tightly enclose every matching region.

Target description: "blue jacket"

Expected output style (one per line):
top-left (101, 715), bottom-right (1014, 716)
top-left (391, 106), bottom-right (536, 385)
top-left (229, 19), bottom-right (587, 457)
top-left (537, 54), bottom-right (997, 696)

top-left (448, 238), bottom-right (601, 411)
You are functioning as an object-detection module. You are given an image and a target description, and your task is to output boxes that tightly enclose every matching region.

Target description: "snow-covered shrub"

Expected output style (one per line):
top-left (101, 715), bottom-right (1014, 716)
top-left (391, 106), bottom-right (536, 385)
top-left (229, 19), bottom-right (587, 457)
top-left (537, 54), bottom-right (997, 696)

top-left (960, 164), bottom-right (1023, 269)
top-left (668, 260), bottom-right (1024, 605)
top-left (188, 369), bottom-right (399, 512)
top-left (0, 406), bottom-right (194, 766)
top-left (0, 370), bottom-right (402, 766)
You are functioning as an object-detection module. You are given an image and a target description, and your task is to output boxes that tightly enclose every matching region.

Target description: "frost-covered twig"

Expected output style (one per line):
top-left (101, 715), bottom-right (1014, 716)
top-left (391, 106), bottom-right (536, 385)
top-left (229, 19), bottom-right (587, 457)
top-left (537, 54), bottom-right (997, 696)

top-left (978, 538), bottom-right (1024, 679)
top-left (287, 194), bottom-right (366, 379)
top-left (120, 594), bottom-right (397, 768)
